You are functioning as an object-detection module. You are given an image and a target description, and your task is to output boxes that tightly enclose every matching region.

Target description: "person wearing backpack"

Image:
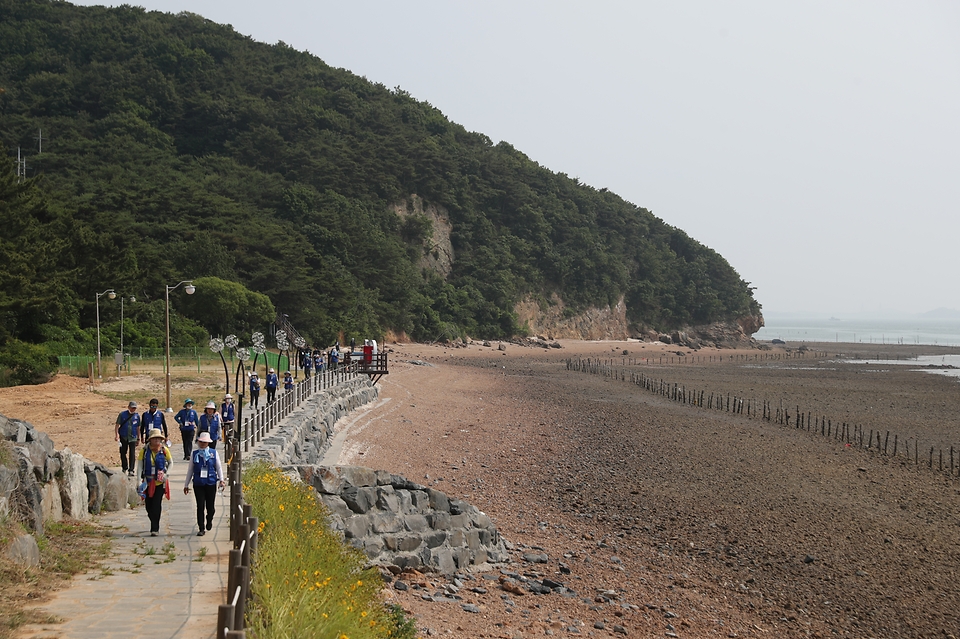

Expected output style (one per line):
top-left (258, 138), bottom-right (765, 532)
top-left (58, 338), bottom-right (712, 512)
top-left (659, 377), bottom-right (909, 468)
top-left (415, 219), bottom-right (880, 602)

top-left (114, 401), bottom-right (141, 476)
top-left (138, 429), bottom-right (172, 536)
top-left (198, 401), bottom-right (223, 449)
top-left (174, 398), bottom-right (199, 461)
top-left (183, 431), bottom-right (224, 536)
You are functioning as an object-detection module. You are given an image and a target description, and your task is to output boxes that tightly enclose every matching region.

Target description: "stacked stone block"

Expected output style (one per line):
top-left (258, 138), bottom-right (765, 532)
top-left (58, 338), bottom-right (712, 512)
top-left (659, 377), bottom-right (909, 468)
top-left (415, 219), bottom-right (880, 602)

top-left (289, 465), bottom-right (510, 575)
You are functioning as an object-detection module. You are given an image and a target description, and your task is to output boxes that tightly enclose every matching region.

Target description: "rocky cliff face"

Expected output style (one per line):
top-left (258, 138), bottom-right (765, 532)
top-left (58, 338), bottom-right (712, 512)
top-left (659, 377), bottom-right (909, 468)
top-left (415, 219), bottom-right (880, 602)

top-left (515, 294), bottom-right (631, 340)
top-left (514, 295), bottom-right (763, 347)
top-left (389, 196), bottom-right (454, 280)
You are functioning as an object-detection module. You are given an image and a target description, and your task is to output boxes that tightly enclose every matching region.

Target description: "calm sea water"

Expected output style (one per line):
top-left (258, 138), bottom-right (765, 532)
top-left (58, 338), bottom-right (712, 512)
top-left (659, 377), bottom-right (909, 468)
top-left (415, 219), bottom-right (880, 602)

top-left (755, 317), bottom-right (960, 347)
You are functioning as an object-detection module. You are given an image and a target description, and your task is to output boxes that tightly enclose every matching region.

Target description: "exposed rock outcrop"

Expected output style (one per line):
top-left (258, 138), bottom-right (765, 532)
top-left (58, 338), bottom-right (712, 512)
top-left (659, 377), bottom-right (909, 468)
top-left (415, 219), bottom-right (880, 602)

top-left (515, 294), bottom-right (630, 341)
top-left (0, 414), bottom-right (135, 530)
top-left (390, 195), bottom-right (454, 280)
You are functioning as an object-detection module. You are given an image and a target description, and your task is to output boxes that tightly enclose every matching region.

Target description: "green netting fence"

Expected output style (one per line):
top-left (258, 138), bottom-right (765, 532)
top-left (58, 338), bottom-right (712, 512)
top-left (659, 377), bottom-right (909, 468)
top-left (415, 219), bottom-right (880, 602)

top-left (58, 349), bottom-right (292, 376)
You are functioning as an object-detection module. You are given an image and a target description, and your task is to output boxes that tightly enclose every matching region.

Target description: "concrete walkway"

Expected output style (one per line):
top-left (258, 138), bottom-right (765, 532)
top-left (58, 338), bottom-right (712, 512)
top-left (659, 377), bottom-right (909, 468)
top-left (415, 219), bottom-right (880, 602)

top-left (18, 461), bottom-right (231, 639)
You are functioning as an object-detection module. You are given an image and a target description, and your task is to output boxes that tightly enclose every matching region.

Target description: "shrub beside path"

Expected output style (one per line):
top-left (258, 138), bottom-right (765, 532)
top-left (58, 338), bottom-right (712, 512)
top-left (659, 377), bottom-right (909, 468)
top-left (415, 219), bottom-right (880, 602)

top-left (18, 462), bottom-right (229, 639)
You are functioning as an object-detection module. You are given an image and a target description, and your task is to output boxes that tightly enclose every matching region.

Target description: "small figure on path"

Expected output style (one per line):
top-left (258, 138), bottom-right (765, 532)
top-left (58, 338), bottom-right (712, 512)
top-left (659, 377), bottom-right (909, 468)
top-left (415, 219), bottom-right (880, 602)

top-left (138, 428), bottom-right (172, 536)
top-left (283, 370), bottom-right (293, 392)
top-left (114, 400), bottom-right (141, 476)
top-left (183, 431), bottom-right (224, 536)
top-left (329, 346), bottom-right (339, 370)
top-left (199, 401), bottom-right (223, 449)
top-left (140, 398), bottom-right (168, 445)
top-left (265, 367), bottom-right (279, 403)
top-left (249, 373), bottom-right (261, 410)
top-left (220, 393), bottom-right (235, 439)
top-left (174, 398), bottom-right (198, 461)
top-left (302, 350), bottom-right (312, 378)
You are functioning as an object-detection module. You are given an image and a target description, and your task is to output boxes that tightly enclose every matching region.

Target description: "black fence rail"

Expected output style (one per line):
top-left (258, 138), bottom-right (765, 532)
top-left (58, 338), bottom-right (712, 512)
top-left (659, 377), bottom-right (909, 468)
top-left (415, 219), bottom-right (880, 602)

top-left (567, 357), bottom-right (960, 479)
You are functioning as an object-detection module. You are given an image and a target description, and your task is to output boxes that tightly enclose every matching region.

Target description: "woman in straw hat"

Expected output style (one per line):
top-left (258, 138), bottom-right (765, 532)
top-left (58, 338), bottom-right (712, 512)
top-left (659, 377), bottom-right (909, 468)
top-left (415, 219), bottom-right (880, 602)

top-left (138, 429), bottom-right (173, 536)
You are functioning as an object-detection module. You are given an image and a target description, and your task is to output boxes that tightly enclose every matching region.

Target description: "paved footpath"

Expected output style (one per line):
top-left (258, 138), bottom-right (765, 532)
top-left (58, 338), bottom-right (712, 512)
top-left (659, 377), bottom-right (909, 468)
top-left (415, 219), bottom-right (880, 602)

top-left (19, 461), bottom-right (231, 639)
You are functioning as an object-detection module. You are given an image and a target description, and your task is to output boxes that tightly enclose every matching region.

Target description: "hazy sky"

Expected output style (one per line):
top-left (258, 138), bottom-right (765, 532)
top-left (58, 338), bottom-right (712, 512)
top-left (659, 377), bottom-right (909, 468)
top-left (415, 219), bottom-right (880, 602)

top-left (72, 0), bottom-right (960, 316)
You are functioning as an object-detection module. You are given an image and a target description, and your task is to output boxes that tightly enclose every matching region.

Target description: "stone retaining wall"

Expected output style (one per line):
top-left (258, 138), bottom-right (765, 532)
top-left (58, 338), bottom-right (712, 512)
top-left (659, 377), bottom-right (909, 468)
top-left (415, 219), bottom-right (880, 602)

top-left (249, 377), bottom-right (379, 465)
top-left (240, 376), bottom-right (509, 575)
top-left (287, 465), bottom-right (510, 575)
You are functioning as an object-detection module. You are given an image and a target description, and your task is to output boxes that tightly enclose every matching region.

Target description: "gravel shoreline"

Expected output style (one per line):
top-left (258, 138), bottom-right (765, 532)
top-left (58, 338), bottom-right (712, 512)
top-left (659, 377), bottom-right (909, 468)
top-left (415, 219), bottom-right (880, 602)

top-left (335, 340), bottom-right (960, 638)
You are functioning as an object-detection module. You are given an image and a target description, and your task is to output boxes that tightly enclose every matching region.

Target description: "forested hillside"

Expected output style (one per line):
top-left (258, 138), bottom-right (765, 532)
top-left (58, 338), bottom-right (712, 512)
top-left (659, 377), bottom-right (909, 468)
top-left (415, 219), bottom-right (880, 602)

top-left (0, 0), bottom-right (761, 381)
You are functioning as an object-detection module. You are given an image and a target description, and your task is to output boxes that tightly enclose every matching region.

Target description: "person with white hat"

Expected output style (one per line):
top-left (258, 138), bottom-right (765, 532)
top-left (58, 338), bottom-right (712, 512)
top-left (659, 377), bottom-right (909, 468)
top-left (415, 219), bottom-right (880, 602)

top-left (137, 428), bottom-right (172, 536)
top-left (183, 431), bottom-right (224, 536)
top-left (265, 367), bottom-right (279, 404)
top-left (114, 401), bottom-right (141, 476)
top-left (198, 401), bottom-right (223, 449)
top-left (220, 394), bottom-right (235, 439)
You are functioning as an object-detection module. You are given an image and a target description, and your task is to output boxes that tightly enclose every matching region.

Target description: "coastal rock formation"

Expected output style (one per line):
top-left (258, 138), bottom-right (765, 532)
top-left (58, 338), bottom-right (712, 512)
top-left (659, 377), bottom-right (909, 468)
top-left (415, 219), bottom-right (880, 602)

top-left (515, 294), bottom-right (630, 341)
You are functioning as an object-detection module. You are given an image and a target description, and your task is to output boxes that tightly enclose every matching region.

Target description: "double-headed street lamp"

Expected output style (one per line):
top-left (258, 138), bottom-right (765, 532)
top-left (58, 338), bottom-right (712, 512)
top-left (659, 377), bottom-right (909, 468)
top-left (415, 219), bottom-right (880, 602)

top-left (165, 280), bottom-right (196, 412)
top-left (95, 288), bottom-right (116, 378)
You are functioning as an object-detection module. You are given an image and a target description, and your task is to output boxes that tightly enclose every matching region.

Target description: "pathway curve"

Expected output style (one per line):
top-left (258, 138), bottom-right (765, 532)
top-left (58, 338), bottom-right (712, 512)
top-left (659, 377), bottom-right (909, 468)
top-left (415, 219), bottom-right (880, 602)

top-left (18, 462), bottom-right (230, 639)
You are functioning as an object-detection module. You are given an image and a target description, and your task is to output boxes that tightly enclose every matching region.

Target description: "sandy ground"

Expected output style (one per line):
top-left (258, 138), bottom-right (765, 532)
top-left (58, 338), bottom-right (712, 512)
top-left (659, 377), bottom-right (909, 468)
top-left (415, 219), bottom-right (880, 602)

top-left (4, 339), bottom-right (960, 638)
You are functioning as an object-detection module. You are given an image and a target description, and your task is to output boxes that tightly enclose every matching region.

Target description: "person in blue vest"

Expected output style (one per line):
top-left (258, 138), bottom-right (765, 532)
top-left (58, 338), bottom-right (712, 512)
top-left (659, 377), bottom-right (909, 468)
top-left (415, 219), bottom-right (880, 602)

top-left (198, 401), bottom-right (223, 449)
top-left (138, 428), bottom-right (172, 536)
top-left (329, 346), bottom-right (339, 370)
top-left (140, 398), bottom-right (168, 445)
top-left (114, 401), bottom-right (141, 476)
top-left (220, 394), bottom-right (235, 439)
top-left (302, 349), bottom-right (312, 378)
top-left (249, 373), bottom-right (261, 409)
top-left (314, 349), bottom-right (324, 373)
top-left (283, 370), bottom-right (293, 392)
top-left (174, 398), bottom-right (199, 461)
top-left (183, 431), bottom-right (224, 536)
top-left (265, 367), bottom-right (279, 403)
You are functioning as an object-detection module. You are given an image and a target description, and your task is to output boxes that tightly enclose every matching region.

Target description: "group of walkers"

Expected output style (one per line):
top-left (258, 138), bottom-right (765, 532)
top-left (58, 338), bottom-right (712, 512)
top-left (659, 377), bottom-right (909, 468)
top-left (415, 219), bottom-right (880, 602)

top-left (300, 338), bottom-right (378, 378)
top-left (113, 335), bottom-right (381, 536)
top-left (114, 396), bottom-right (230, 536)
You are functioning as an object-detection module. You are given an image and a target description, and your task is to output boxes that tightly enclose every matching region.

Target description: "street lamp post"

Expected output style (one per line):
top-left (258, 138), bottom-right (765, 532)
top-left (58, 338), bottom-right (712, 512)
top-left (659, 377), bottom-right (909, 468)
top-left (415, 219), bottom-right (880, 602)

top-left (95, 288), bottom-right (116, 378)
top-left (165, 281), bottom-right (196, 412)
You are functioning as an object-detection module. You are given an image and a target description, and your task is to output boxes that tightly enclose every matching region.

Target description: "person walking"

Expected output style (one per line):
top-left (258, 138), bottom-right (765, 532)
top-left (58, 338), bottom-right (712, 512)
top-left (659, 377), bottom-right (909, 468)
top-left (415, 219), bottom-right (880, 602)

top-left (249, 373), bottom-right (261, 410)
top-left (302, 350), bottom-right (312, 378)
top-left (265, 367), bottom-right (279, 403)
top-left (283, 370), bottom-right (293, 392)
top-left (183, 432), bottom-right (224, 536)
top-left (174, 398), bottom-right (198, 461)
top-left (198, 401), bottom-right (223, 449)
top-left (114, 401), bottom-right (141, 476)
top-left (138, 429), bottom-right (172, 536)
top-left (220, 394), bottom-right (235, 439)
top-left (140, 398), bottom-right (168, 445)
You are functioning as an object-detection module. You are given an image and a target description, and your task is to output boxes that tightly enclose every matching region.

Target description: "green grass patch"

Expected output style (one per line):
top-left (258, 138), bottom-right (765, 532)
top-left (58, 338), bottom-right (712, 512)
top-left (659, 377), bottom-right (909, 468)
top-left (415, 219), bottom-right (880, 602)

top-left (242, 462), bottom-right (416, 639)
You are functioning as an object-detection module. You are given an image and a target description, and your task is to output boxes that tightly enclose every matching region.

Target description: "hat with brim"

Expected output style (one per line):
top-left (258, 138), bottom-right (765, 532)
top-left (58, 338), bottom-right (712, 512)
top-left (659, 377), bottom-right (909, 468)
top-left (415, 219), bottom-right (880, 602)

top-left (197, 432), bottom-right (213, 443)
top-left (147, 428), bottom-right (164, 441)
